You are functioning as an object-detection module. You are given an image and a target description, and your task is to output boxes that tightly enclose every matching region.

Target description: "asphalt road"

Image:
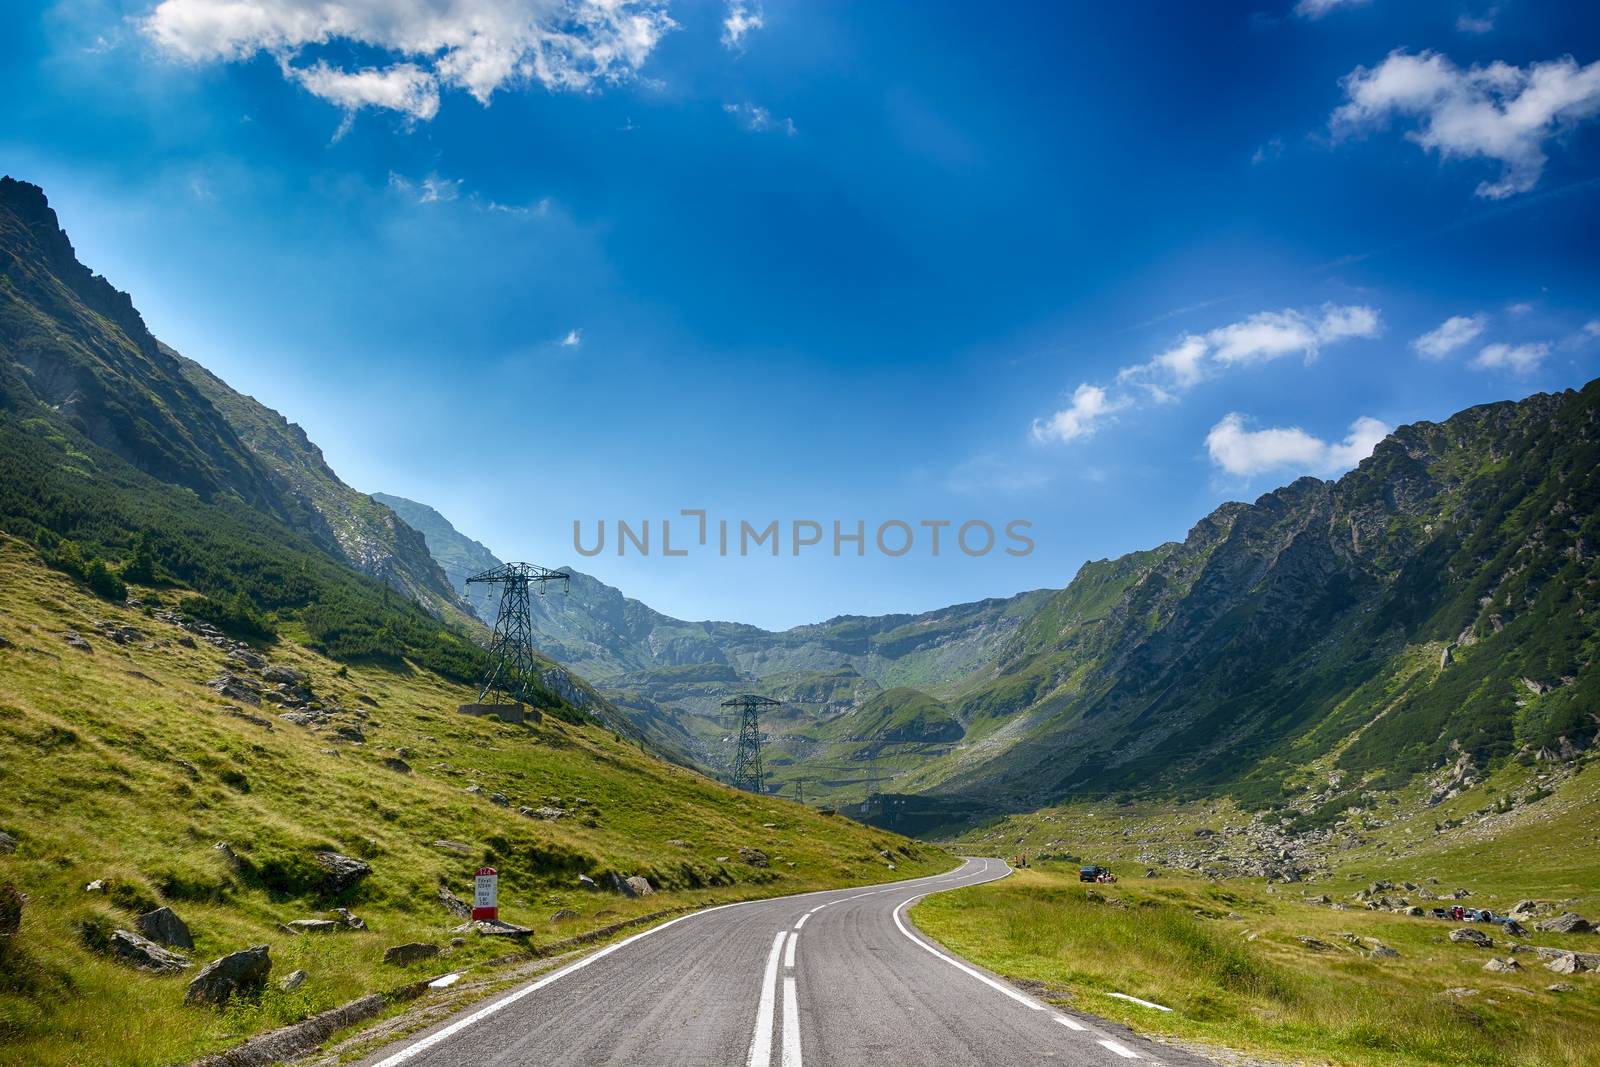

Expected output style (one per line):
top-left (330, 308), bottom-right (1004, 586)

top-left (356, 858), bottom-right (1219, 1067)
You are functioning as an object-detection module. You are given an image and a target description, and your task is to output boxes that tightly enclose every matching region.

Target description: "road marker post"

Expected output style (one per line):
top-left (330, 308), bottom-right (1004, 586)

top-left (471, 866), bottom-right (499, 922)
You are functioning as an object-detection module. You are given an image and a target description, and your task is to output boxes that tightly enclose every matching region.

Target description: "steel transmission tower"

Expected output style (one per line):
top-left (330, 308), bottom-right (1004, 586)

top-left (723, 695), bottom-right (780, 793)
top-left (465, 563), bottom-right (569, 706)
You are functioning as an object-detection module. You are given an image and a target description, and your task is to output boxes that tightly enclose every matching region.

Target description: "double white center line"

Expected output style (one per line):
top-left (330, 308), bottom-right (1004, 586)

top-left (748, 927), bottom-right (803, 1067)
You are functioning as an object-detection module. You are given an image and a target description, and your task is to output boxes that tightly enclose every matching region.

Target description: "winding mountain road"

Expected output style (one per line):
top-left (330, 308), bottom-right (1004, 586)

top-left (356, 858), bottom-right (1217, 1067)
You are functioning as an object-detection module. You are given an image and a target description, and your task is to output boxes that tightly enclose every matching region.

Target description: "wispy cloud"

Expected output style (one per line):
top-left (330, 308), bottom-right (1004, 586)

top-left (1035, 303), bottom-right (1382, 448)
top-left (1472, 341), bottom-right (1548, 374)
top-left (1412, 312), bottom-right (1487, 359)
top-left (1205, 413), bottom-right (1390, 477)
top-left (721, 0), bottom-right (764, 50)
top-left (143, 0), bottom-right (676, 129)
top-left (723, 101), bottom-right (797, 136)
top-left (1295, 0), bottom-right (1371, 19)
top-left (1455, 7), bottom-right (1499, 34)
top-left (1333, 49), bottom-right (1600, 199)
top-left (560, 328), bottom-right (583, 347)
top-left (388, 172), bottom-right (463, 204)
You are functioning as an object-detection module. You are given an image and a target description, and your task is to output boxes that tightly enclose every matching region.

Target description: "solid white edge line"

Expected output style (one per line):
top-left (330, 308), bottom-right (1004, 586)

top-left (1098, 1038), bottom-right (1140, 1059)
top-left (781, 974), bottom-right (803, 1067)
top-left (747, 930), bottom-right (788, 1067)
top-left (1055, 1016), bottom-right (1086, 1031)
top-left (784, 930), bottom-right (798, 968)
top-left (890, 896), bottom-right (1041, 1012)
top-left (1108, 992), bottom-right (1172, 1012)
top-left (369, 857), bottom-right (992, 1067)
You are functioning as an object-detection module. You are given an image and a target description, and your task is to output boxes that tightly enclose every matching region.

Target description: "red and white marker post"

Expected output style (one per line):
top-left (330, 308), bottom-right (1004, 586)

top-left (471, 866), bottom-right (498, 922)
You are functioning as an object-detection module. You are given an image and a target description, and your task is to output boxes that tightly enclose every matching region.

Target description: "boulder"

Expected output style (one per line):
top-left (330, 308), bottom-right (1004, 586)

top-left (279, 968), bottom-right (308, 992)
top-left (1548, 983), bottom-right (1576, 993)
top-left (382, 758), bottom-right (412, 774)
top-left (333, 907), bottom-right (366, 930)
top-left (333, 725), bottom-right (366, 743)
top-left (739, 847), bottom-right (770, 869)
top-left (1296, 937), bottom-right (1332, 951)
top-left (107, 929), bottom-right (190, 974)
top-left (1450, 928), bottom-right (1493, 948)
top-left (1484, 958), bottom-right (1521, 972)
top-left (1368, 943), bottom-right (1400, 959)
top-left (62, 632), bottom-right (93, 653)
top-left (436, 885), bottom-right (471, 919)
top-left (383, 942), bottom-right (439, 966)
top-left (134, 906), bottom-right (194, 950)
top-left (524, 806), bottom-right (568, 820)
top-left (1546, 953), bottom-right (1584, 975)
top-left (313, 852), bottom-right (372, 894)
top-left (207, 672), bottom-right (261, 705)
top-left (285, 919), bottom-right (341, 935)
top-left (0, 830), bottom-right (16, 855)
top-left (625, 876), bottom-right (655, 897)
top-left (186, 945), bottom-right (271, 1005)
top-left (577, 874), bottom-right (599, 891)
top-left (489, 792), bottom-right (511, 807)
top-left (550, 909), bottom-right (579, 923)
top-left (607, 872), bottom-right (637, 898)
top-left (261, 665), bottom-right (309, 686)
top-left (1537, 913), bottom-right (1593, 935)
top-left (1534, 947), bottom-right (1600, 969)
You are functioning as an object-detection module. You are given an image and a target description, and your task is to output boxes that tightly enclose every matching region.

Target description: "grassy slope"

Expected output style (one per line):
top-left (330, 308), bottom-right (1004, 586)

top-left (917, 764), bottom-right (1600, 1067)
top-left (0, 539), bottom-right (949, 1067)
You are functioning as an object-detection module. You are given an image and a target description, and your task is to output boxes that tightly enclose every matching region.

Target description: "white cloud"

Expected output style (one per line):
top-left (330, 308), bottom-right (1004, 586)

top-left (1031, 384), bottom-right (1126, 444)
top-left (1333, 49), bottom-right (1600, 199)
top-left (1472, 341), bottom-right (1548, 373)
top-left (560, 328), bottom-right (582, 347)
top-left (1456, 7), bottom-right (1498, 34)
top-left (1206, 304), bottom-right (1381, 366)
top-left (1206, 413), bottom-right (1390, 477)
top-left (1586, 320), bottom-right (1600, 337)
top-left (721, 0), bottom-right (763, 50)
top-left (1040, 304), bottom-right (1381, 447)
top-left (723, 101), bottom-right (796, 135)
top-left (1412, 312), bottom-right (1487, 359)
top-left (144, 0), bottom-right (675, 125)
top-left (1295, 0), bottom-right (1371, 19)
top-left (1251, 137), bottom-right (1284, 165)
top-left (388, 171), bottom-right (463, 204)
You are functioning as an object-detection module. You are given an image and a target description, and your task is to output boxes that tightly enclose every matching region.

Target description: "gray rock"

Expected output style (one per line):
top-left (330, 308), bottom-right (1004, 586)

top-left (1537, 913), bottom-right (1593, 935)
top-left (279, 968), bottom-right (308, 992)
top-left (334, 907), bottom-right (366, 930)
top-left (107, 929), bottom-right (190, 974)
top-left (437, 885), bottom-right (471, 918)
top-left (1545, 953), bottom-right (1585, 975)
top-left (62, 631), bottom-right (93, 653)
top-left (261, 665), bottom-right (309, 686)
top-left (382, 757), bottom-right (412, 774)
top-left (1484, 957), bottom-right (1520, 972)
top-left (1450, 928), bottom-right (1493, 948)
top-left (84, 879), bottom-right (106, 893)
top-left (607, 872), bottom-right (637, 898)
top-left (207, 672), bottom-right (261, 705)
top-left (1547, 982), bottom-right (1576, 993)
top-left (524, 806), bottom-right (568, 820)
top-left (333, 725), bottom-right (366, 743)
top-left (213, 841), bottom-right (242, 870)
top-left (550, 909), bottom-right (579, 923)
top-left (577, 874), bottom-right (599, 890)
top-left (0, 830), bottom-right (15, 855)
top-left (0, 883), bottom-right (21, 939)
top-left (134, 906), bottom-right (193, 950)
top-left (186, 945), bottom-right (271, 1005)
top-left (1296, 936), bottom-right (1332, 951)
top-left (489, 792), bottom-right (511, 807)
top-left (313, 852), bottom-right (372, 894)
top-left (285, 919), bottom-right (341, 935)
top-left (625, 876), bottom-right (655, 897)
top-left (739, 847), bottom-right (770, 868)
top-left (383, 942), bottom-right (439, 966)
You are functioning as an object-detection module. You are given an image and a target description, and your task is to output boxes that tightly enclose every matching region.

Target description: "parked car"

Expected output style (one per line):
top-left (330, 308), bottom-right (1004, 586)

top-left (1079, 865), bottom-right (1116, 883)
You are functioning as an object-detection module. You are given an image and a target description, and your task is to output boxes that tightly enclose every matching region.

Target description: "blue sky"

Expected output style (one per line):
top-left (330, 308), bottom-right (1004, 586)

top-left (4, 1), bottom-right (1599, 629)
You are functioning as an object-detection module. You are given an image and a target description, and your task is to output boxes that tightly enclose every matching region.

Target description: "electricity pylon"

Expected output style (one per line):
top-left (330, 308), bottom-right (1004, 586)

top-left (465, 563), bottom-right (568, 706)
top-left (723, 695), bottom-right (780, 793)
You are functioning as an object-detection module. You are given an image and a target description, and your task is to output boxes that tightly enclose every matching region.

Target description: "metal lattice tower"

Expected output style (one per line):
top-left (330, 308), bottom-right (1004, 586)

top-left (723, 695), bottom-right (779, 794)
top-left (465, 563), bottom-right (569, 706)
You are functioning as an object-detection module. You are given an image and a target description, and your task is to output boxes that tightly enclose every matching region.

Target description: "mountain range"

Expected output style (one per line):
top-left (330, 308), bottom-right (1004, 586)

top-left (4, 173), bottom-right (1596, 839)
